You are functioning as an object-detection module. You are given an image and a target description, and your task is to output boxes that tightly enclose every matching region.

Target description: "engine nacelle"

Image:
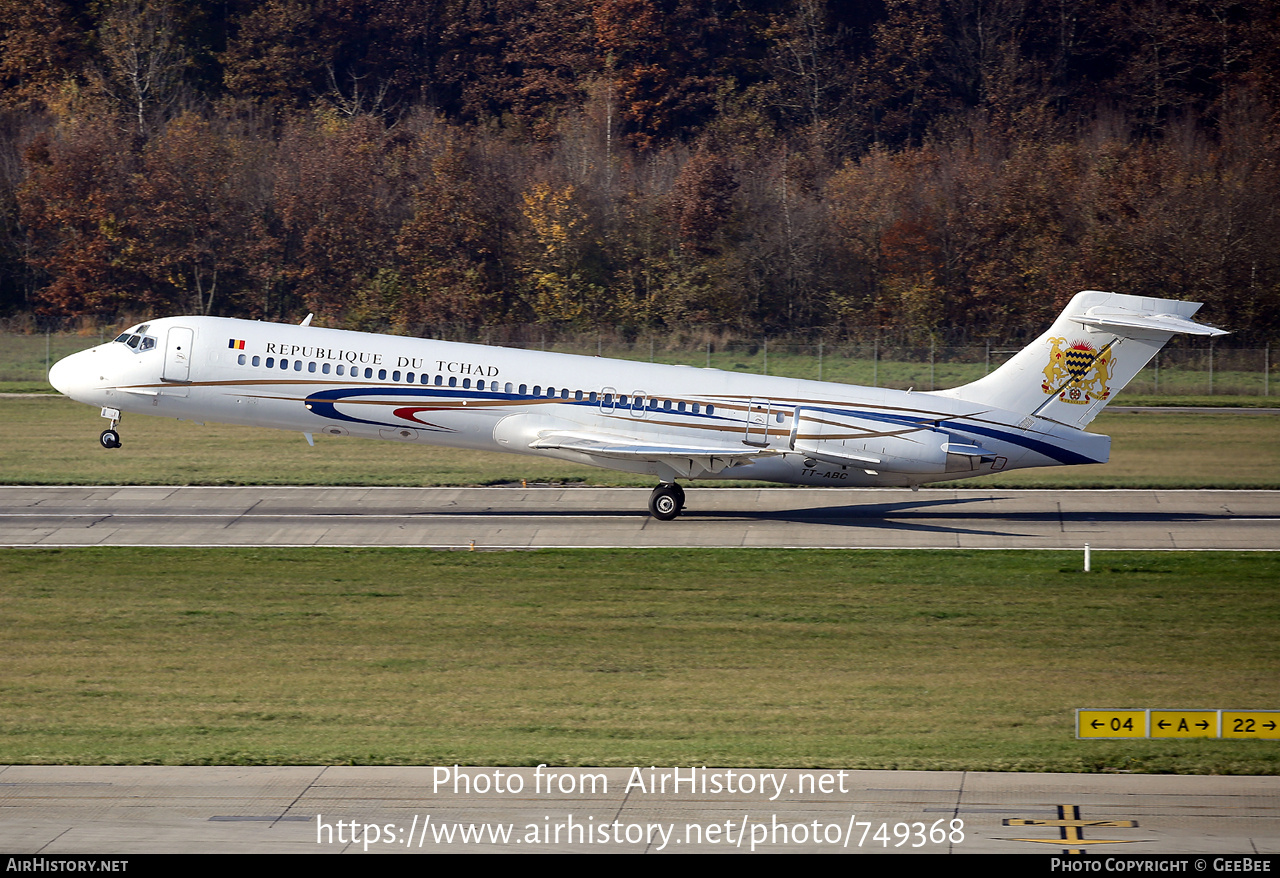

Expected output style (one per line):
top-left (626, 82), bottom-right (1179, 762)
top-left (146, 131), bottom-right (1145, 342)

top-left (789, 407), bottom-right (984, 474)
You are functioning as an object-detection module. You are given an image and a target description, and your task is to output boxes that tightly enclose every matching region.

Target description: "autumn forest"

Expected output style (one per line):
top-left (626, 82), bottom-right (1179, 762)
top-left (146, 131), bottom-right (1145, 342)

top-left (1, 0), bottom-right (1278, 343)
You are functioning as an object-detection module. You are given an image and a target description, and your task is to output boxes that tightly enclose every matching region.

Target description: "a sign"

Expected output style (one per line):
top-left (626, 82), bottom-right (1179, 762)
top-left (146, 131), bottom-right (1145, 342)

top-left (1077, 710), bottom-right (1146, 739)
top-left (1077, 709), bottom-right (1280, 739)
top-left (1222, 711), bottom-right (1280, 740)
top-left (1150, 710), bottom-right (1217, 738)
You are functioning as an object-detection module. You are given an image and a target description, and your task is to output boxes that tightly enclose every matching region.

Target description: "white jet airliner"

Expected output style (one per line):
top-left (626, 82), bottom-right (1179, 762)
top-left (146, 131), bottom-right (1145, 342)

top-left (49, 291), bottom-right (1224, 520)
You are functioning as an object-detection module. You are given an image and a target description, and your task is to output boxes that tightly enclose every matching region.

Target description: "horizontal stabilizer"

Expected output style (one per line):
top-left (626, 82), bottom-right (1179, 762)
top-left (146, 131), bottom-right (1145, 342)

top-left (1073, 306), bottom-right (1228, 337)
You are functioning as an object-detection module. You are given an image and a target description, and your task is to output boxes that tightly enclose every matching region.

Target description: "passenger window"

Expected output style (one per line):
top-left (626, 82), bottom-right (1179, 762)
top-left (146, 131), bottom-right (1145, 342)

top-left (392, 370), bottom-right (401, 382)
top-left (294, 360), bottom-right (303, 371)
top-left (707, 404), bottom-right (715, 415)
top-left (280, 359), bottom-right (290, 370)
top-left (434, 375), bottom-right (443, 386)
top-left (449, 376), bottom-right (457, 387)
top-left (406, 372), bottom-right (414, 383)
top-left (504, 382), bottom-right (513, 393)
top-left (519, 384), bottom-right (527, 395)
top-left (252, 356), bottom-right (261, 367)
top-left (378, 368), bottom-right (387, 380)
top-left (575, 390), bottom-right (583, 401)
top-left (364, 368), bottom-right (373, 379)
top-left (322, 363), bottom-right (331, 374)
top-left (678, 401), bottom-right (686, 412)
top-left (463, 378), bottom-right (471, 389)
top-left (237, 354), bottom-right (246, 365)
top-left (533, 386), bottom-right (541, 396)
top-left (308, 362), bottom-right (317, 373)
top-left (266, 357), bottom-right (275, 368)
top-left (336, 364), bottom-right (345, 376)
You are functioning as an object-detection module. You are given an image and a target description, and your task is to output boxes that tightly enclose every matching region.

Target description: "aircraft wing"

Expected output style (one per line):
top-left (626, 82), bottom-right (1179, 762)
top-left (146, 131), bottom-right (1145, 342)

top-left (528, 430), bottom-right (781, 478)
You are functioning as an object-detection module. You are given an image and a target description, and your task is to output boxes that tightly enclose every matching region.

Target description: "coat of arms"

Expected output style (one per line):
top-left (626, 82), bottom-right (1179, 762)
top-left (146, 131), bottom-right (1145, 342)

top-left (1042, 337), bottom-right (1113, 405)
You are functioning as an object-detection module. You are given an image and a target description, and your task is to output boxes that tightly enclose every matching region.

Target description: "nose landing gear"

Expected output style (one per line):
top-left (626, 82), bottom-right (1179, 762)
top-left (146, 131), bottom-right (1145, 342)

top-left (648, 482), bottom-right (685, 521)
top-left (99, 406), bottom-right (122, 449)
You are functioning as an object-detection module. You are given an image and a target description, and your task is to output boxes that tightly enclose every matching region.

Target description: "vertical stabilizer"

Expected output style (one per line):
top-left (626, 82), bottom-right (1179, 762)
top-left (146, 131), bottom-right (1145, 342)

top-left (935, 291), bottom-right (1226, 428)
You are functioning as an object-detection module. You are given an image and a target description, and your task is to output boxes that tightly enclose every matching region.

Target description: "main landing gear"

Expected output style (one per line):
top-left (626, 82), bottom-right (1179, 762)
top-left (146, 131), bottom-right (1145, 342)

top-left (648, 482), bottom-right (685, 521)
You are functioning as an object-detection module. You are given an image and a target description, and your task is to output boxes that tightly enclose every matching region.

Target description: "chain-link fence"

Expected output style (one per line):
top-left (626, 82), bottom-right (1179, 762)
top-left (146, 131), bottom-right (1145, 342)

top-left (0, 330), bottom-right (114, 388)
top-left (503, 336), bottom-right (1275, 398)
top-left (2, 328), bottom-right (1273, 397)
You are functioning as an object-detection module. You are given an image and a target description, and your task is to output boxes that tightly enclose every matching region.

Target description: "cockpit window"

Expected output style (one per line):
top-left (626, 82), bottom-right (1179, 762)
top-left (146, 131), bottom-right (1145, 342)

top-left (113, 326), bottom-right (157, 352)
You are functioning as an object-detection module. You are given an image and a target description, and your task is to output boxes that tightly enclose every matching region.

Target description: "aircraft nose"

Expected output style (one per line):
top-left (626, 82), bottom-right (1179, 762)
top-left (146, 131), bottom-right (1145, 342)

top-left (48, 349), bottom-right (93, 399)
top-left (48, 354), bottom-right (75, 395)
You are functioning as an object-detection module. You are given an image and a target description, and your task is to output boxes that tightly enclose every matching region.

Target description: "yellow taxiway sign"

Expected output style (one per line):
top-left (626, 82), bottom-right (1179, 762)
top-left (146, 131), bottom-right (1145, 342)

top-left (1078, 708), bottom-right (1280, 739)
top-left (1076, 710), bottom-right (1146, 739)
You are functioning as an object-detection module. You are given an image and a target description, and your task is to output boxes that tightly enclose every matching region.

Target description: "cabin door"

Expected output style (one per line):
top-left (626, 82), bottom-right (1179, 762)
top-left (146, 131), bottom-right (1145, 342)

top-left (162, 326), bottom-right (194, 388)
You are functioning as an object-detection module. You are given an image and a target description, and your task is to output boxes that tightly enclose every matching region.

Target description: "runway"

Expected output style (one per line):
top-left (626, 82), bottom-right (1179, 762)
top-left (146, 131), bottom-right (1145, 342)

top-left (1, 486), bottom-right (1277, 550)
top-left (4, 487), bottom-right (1277, 856)
top-left (3, 765), bottom-right (1278, 855)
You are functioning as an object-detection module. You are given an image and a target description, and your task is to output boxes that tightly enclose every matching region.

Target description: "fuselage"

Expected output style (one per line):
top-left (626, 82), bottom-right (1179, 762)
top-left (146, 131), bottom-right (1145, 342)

top-left (48, 315), bottom-right (1107, 488)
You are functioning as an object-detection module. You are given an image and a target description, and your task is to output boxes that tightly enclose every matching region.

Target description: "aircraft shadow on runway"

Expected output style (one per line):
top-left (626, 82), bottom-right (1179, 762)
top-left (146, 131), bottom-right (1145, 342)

top-left (693, 496), bottom-right (1228, 536)
top-left (701, 496), bottom-right (1228, 537)
top-left (399, 494), bottom-right (1230, 538)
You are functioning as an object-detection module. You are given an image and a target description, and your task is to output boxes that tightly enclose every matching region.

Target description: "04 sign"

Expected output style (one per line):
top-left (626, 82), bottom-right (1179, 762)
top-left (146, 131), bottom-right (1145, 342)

top-left (1077, 710), bottom-right (1147, 739)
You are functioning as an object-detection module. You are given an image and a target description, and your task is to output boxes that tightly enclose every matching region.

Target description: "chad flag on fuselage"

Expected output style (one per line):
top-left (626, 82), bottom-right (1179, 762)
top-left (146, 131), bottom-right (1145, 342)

top-left (228, 339), bottom-right (246, 350)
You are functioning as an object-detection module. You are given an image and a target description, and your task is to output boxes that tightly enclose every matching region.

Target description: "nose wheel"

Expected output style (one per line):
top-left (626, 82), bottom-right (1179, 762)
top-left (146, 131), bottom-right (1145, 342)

top-left (648, 482), bottom-right (685, 521)
top-left (99, 407), bottom-right (123, 449)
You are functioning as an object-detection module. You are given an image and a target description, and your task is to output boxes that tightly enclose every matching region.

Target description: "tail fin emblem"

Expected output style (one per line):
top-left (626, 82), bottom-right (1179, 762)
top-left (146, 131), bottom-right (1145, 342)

top-left (1043, 338), bottom-right (1113, 405)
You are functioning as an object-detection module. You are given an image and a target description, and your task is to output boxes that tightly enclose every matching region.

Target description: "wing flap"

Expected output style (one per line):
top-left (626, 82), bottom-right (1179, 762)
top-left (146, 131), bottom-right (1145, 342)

top-left (529, 430), bottom-right (779, 477)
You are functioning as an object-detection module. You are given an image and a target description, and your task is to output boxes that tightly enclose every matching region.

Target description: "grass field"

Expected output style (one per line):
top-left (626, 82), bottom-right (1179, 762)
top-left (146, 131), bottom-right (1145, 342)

top-left (2, 396), bottom-right (1278, 488)
top-left (3, 378), bottom-right (1276, 775)
top-left (2, 548), bottom-right (1277, 772)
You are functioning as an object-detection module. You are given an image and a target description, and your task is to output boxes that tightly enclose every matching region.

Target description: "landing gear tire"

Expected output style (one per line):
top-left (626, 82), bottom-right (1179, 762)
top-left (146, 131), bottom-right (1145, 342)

top-left (649, 483), bottom-right (682, 521)
top-left (100, 429), bottom-right (122, 449)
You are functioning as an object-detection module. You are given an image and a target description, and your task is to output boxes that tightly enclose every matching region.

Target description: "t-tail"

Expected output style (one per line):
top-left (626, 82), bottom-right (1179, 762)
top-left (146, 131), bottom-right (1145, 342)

top-left (935, 291), bottom-right (1227, 428)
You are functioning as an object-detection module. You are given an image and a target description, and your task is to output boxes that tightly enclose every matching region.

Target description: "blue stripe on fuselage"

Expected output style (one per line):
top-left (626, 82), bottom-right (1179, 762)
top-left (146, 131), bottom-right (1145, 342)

top-left (803, 405), bottom-right (1103, 466)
